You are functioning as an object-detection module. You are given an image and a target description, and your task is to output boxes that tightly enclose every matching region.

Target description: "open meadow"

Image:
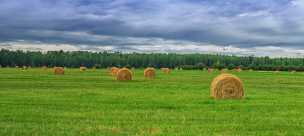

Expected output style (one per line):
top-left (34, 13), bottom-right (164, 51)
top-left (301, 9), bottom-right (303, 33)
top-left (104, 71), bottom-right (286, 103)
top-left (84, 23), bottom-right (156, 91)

top-left (0, 68), bottom-right (304, 135)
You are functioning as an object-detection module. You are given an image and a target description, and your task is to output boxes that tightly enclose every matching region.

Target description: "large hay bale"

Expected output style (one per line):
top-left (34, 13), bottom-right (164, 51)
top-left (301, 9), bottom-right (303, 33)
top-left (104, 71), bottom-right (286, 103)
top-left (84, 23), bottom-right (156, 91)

top-left (117, 68), bottom-right (132, 81)
top-left (144, 67), bottom-right (156, 79)
top-left (210, 74), bottom-right (244, 99)
top-left (161, 68), bottom-right (171, 74)
top-left (54, 67), bottom-right (64, 75)
top-left (80, 66), bottom-right (87, 71)
top-left (110, 67), bottom-right (120, 76)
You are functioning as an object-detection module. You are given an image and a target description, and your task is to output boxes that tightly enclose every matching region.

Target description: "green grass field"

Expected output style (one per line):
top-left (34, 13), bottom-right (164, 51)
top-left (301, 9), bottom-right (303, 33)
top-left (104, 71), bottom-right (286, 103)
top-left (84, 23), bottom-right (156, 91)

top-left (0, 68), bottom-right (304, 136)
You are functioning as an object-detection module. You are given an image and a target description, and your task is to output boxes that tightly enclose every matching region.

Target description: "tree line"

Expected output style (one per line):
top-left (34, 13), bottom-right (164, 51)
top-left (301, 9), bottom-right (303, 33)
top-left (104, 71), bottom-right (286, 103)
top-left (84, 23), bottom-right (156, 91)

top-left (1, 49), bottom-right (304, 71)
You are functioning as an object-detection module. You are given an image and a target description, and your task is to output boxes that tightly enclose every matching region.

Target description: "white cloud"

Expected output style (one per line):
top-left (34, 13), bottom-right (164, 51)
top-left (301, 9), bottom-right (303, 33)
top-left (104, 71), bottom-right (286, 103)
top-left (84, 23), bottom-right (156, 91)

top-left (2, 38), bottom-right (304, 57)
top-left (0, 42), bottom-right (80, 52)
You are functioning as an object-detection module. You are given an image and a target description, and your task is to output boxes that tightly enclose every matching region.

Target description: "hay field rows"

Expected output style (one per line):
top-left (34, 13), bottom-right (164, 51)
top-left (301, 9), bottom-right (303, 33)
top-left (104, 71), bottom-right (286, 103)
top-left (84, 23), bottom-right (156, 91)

top-left (0, 68), bottom-right (304, 135)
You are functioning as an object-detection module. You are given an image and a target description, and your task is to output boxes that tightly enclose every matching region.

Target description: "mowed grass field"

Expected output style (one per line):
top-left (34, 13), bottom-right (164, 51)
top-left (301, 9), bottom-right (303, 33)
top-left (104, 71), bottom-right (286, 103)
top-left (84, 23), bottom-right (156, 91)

top-left (0, 68), bottom-right (304, 136)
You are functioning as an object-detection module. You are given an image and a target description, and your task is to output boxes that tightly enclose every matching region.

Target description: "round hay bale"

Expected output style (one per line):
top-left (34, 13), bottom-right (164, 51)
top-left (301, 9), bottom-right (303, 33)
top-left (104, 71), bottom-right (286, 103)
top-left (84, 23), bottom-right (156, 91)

top-left (54, 67), bottom-right (64, 75)
top-left (235, 66), bottom-right (242, 72)
top-left (220, 69), bottom-right (228, 73)
top-left (110, 67), bottom-right (120, 76)
top-left (144, 67), bottom-right (156, 79)
top-left (210, 74), bottom-right (244, 99)
top-left (161, 68), bottom-right (171, 74)
top-left (116, 68), bottom-right (132, 81)
top-left (80, 66), bottom-right (87, 71)
top-left (235, 68), bottom-right (242, 72)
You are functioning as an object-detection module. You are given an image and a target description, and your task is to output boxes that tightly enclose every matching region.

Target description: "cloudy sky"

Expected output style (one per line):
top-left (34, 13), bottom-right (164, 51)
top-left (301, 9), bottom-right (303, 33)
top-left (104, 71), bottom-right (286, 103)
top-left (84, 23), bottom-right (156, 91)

top-left (1, 0), bottom-right (304, 57)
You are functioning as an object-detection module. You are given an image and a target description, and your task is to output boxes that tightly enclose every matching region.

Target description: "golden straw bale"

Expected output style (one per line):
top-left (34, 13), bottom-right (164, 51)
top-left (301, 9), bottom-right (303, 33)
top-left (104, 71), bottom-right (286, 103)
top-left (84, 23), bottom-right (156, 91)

top-left (116, 68), bottom-right (132, 81)
top-left (110, 67), bottom-right (120, 76)
top-left (80, 66), bottom-right (87, 71)
top-left (220, 69), bottom-right (228, 73)
top-left (54, 67), bottom-right (65, 75)
top-left (210, 74), bottom-right (244, 99)
top-left (144, 67), bottom-right (156, 79)
top-left (235, 68), bottom-right (242, 72)
top-left (161, 68), bottom-right (171, 74)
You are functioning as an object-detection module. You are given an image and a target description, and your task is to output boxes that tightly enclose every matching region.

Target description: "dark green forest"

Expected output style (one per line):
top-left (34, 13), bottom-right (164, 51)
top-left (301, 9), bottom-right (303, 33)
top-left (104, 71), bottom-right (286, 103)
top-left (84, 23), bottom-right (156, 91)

top-left (1, 49), bottom-right (304, 71)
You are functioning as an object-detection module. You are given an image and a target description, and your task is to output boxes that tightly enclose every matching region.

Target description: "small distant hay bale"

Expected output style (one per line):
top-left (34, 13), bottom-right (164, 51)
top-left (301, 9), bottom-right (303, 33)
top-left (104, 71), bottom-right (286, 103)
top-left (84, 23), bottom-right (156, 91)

top-left (161, 68), bottom-right (171, 74)
top-left (208, 68), bottom-right (213, 73)
top-left (210, 74), bottom-right (244, 99)
top-left (235, 67), bottom-right (242, 72)
top-left (144, 67), bottom-right (156, 79)
top-left (80, 66), bottom-right (87, 71)
top-left (274, 70), bottom-right (280, 73)
top-left (110, 67), bottom-right (120, 76)
top-left (116, 68), bottom-right (132, 81)
top-left (54, 67), bottom-right (64, 75)
top-left (291, 70), bottom-right (296, 73)
top-left (220, 69), bottom-right (228, 73)
top-left (236, 69), bottom-right (242, 72)
top-left (42, 65), bottom-right (48, 70)
top-left (22, 66), bottom-right (28, 70)
top-left (92, 66), bottom-right (97, 71)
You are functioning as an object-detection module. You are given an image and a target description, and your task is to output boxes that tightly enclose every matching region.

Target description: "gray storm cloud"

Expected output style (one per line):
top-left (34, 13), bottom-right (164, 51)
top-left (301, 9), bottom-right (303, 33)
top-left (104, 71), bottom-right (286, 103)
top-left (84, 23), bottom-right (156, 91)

top-left (0, 0), bottom-right (304, 57)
